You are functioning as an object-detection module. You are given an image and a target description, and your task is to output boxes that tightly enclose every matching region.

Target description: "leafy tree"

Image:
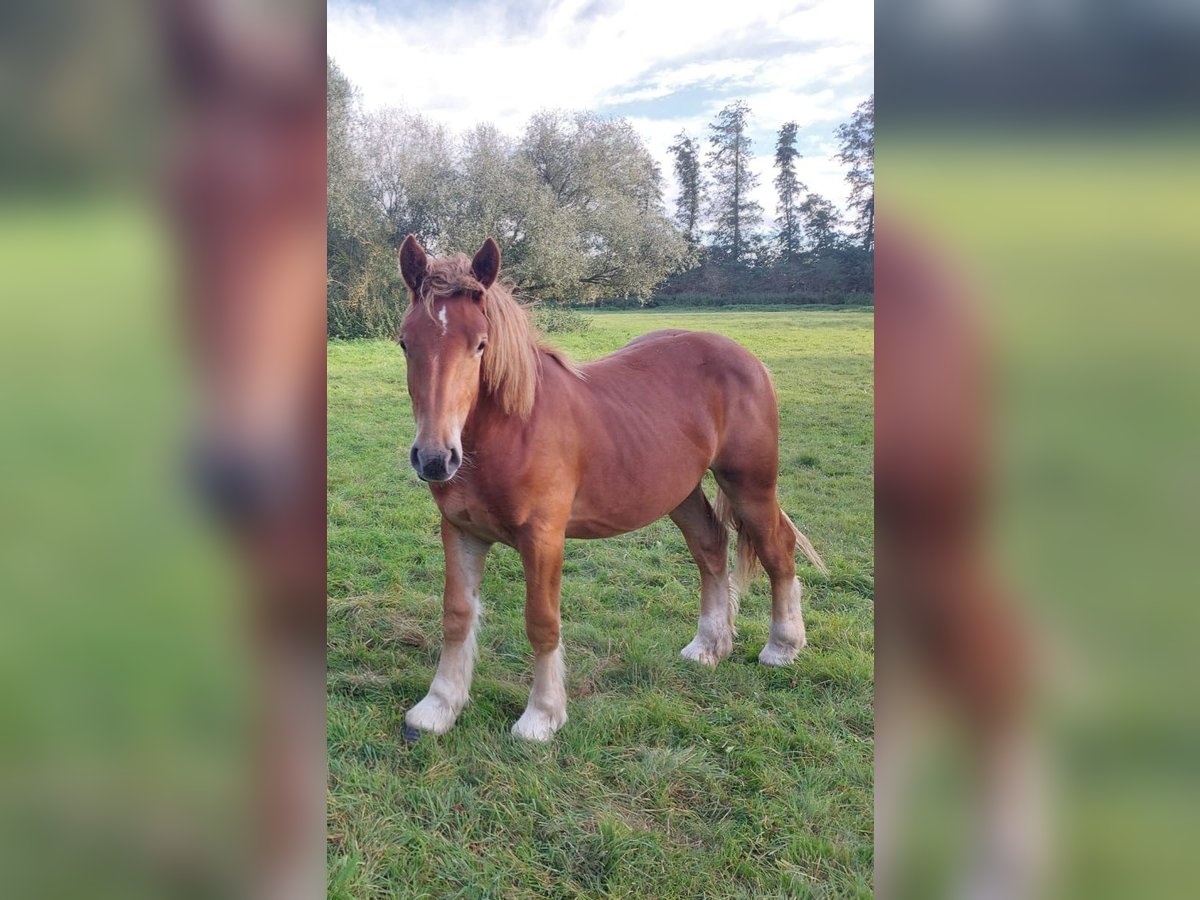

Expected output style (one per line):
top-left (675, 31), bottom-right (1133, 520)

top-left (706, 100), bottom-right (762, 264)
top-left (361, 109), bottom-right (455, 250)
top-left (773, 121), bottom-right (806, 261)
top-left (522, 110), bottom-right (583, 205)
top-left (448, 124), bottom-right (537, 253)
top-left (327, 59), bottom-right (403, 338)
top-left (835, 95), bottom-right (874, 250)
top-left (326, 58), bottom-right (359, 235)
top-left (514, 111), bottom-right (687, 302)
top-left (668, 131), bottom-right (704, 247)
top-left (800, 193), bottom-right (841, 252)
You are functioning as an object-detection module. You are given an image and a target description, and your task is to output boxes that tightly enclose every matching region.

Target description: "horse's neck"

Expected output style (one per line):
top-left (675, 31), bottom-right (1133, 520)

top-left (464, 347), bottom-right (556, 447)
top-left (464, 381), bottom-right (526, 448)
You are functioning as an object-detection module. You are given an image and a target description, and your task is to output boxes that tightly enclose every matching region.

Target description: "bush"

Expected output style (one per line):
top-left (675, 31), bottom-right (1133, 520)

top-left (843, 291), bottom-right (874, 306)
top-left (533, 304), bottom-right (592, 334)
top-left (326, 288), bottom-right (405, 340)
top-left (327, 231), bottom-right (408, 339)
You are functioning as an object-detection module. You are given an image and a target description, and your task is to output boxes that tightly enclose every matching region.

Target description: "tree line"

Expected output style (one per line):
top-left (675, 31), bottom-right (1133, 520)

top-left (328, 58), bottom-right (872, 337)
top-left (655, 95), bottom-right (873, 306)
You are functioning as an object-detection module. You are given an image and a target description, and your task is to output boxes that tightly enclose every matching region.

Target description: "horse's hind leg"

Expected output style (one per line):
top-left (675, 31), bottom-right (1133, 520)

top-left (716, 478), bottom-right (809, 666)
top-left (670, 485), bottom-right (734, 667)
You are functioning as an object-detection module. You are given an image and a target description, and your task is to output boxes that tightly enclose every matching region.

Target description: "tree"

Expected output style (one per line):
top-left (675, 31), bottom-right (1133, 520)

top-left (800, 193), bottom-right (841, 253)
top-left (327, 58), bottom-right (405, 339)
top-left (514, 111), bottom-right (687, 302)
top-left (668, 131), bottom-right (704, 247)
top-left (361, 108), bottom-right (455, 249)
top-left (835, 95), bottom-right (874, 250)
top-left (448, 124), bottom-right (530, 251)
top-left (773, 121), bottom-right (806, 261)
top-left (326, 58), bottom-right (369, 237)
top-left (706, 100), bottom-right (762, 264)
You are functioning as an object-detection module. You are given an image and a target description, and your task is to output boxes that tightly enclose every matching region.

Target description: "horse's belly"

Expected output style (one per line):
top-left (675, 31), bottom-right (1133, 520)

top-left (565, 508), bottom-right (668, 540)
top-left (565, 510), bottom-right (656, 540)
top-left (565, 465), bottom-right (704, 539)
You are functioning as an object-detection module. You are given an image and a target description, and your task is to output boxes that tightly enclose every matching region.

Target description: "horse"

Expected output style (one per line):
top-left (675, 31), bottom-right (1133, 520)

top-left (396, 235), bottom-right (827, 742)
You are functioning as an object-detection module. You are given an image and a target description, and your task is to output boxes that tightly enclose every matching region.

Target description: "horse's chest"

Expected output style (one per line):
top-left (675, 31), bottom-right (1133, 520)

top-left (431, 483), bottom-right (508, 544)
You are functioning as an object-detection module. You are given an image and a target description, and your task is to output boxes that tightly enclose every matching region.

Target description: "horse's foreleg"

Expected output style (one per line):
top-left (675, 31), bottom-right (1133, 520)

top-left (670, 485), bottom-right (734, 667)
top-left (404, 519), bottom-right (490, 737)
top-left (513, 528), bottom-right (568, 741)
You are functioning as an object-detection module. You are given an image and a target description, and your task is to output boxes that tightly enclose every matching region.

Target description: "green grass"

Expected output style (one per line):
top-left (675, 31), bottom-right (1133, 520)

top-left (327, 308), bottom-right (874, 898)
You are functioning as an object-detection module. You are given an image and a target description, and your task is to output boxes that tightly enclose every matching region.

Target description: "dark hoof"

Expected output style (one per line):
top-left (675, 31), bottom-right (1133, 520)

top-left (402, 723), bottom-right (423, 744)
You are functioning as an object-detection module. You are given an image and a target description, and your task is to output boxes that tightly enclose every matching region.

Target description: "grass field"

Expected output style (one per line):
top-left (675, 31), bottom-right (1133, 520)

top-left (327, 308), bottom-right (874, 898)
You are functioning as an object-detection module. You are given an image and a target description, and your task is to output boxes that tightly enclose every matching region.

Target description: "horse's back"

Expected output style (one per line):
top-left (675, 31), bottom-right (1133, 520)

top-left (590, 329), bottom-right (767, 382)
top-left (620, 328), bottom-right (691, 349)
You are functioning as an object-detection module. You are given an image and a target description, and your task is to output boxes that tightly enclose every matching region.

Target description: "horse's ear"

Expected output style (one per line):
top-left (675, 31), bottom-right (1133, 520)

top-left (471, 237), bottom-right (501, 291)
top-left (399, 234), bottom-right (427, 294)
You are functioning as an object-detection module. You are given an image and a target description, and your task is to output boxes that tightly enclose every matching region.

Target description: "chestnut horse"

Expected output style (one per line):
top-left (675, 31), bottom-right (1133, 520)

top-left (397, 235), bottom-right (826, 742)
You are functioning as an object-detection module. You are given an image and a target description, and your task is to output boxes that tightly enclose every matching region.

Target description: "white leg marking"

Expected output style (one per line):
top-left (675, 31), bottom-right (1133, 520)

top-left (759, 576), bottom-right (807, 666)
top-left (681, 573), bottom-right (734, 667)
top-left (406, 537), bottom-right (485, 735)
top-left (404, 615), bottom-right (477, 734)
top-left (513, 644), bottom-right (567, 742)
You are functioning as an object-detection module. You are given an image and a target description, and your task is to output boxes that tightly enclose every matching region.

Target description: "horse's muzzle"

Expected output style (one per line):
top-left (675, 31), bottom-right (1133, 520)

top-left (411, 444), bottom-right (460, 483)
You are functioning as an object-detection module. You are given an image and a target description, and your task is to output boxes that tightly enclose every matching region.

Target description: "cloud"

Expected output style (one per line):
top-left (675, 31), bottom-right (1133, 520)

top-left (328, 0), bottom-right (872, 217)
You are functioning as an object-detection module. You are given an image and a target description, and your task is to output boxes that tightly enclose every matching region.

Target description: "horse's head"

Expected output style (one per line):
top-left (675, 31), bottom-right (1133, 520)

top-left (397, 235), bottom-right (501, 483)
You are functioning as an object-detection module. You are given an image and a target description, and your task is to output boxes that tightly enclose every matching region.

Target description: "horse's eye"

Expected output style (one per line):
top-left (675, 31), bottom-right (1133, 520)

top-left (399, 339), bottom-right (407, 353)
top-left (476, 340), bottom-right (487, 354)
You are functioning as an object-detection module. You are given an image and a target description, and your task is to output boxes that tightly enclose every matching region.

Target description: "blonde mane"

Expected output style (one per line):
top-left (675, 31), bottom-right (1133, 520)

top-left (403, 254), bottom-right (580, 419)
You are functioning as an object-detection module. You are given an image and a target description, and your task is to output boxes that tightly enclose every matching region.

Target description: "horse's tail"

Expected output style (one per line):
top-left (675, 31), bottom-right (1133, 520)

top-left (713, 488), bottom-right (753, 633)
top-left (713, 489), bottom-right (829, 630)
top-left (785, 512), bottom-right (829, 577)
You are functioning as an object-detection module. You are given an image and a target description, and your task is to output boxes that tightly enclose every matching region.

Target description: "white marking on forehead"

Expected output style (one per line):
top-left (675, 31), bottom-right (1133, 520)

top-left (437, 304), bottom-right (448, 335)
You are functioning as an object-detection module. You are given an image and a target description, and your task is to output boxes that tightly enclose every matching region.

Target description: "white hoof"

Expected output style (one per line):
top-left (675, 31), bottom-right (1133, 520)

top-left (512, 706), bottom-right (566, 742)
top-left (680, 634), bottom-right (732, 668)
top-left (405, 694), bottom-right (458, 735)
top-left (758, 636), bottom-right (805, 667)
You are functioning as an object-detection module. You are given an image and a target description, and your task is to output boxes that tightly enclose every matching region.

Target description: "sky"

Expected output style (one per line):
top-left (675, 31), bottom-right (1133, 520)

top-left (327, 0), bottom-right (873, 226)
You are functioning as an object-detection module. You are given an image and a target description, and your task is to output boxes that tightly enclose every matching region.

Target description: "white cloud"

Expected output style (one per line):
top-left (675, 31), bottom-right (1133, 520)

top-left (328, 0), bottom-right (872, 218)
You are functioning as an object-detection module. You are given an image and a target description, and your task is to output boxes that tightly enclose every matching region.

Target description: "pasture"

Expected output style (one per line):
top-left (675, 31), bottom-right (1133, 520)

top-left (327, 308), bottom-right (874, 897)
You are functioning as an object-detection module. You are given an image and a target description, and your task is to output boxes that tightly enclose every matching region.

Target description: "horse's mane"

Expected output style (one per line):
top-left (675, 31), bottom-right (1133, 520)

top-left (403, 254), bottom-right (582, 419)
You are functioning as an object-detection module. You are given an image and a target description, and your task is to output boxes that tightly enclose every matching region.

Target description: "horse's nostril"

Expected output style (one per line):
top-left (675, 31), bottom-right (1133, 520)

top-left (409, 446), bottom-right (420, 468)
top-left (449, 447), bottom-right (461, 467)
